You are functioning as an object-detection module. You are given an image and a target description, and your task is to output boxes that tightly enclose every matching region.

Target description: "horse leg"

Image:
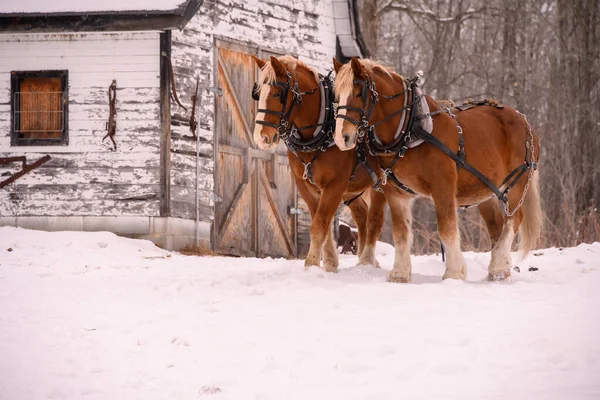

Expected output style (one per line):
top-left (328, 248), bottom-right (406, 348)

top-left (305, 180), bottom-right (347, 272)
top-left (488, 198), bottom-right (525, 281)
top-left (321, 225), bottom-right (339, 272)
top-left (488, 217), bottom-right (516, 281)
top-left (433, 191), bottom-right (467, 280)
top-left (346, 196), bottom-right (368, 258)
top-left (477, 197), bottom-right (504, 249)
top-left (359, 188), bottom-right (386, 267)
top-left (385, 190), bottom-right (414, 283)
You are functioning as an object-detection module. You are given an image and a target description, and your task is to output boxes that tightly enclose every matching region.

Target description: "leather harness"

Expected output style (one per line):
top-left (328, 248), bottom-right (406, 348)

top-left (337, 71), bottom-right (538, 215)
top-left (252, 69), bottom-right (379, 204)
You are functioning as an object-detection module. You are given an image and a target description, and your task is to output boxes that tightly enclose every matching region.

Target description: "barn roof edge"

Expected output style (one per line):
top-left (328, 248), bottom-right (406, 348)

top-left (0, 0), bottom-right (203, 33)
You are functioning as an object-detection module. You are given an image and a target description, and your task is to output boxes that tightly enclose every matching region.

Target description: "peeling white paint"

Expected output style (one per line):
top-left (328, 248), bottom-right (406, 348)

top-left (0, 31), bottom-right (161, 217)
top-left (0, 1), bottom-right (341, 229)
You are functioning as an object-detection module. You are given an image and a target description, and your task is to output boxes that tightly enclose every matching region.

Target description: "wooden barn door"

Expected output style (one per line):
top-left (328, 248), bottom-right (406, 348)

top-left (214, 39), bottom-right (297, 258)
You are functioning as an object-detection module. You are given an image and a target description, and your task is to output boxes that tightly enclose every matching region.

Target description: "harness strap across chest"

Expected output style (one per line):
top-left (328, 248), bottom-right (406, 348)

top-left (253, 70), bottom-right (379, 189)
top-left (342, 71), bottom-right (537, 213)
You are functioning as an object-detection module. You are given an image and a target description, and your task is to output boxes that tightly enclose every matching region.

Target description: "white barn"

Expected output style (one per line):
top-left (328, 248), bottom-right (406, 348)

top-left (0, 0), bottom-right (367, 257)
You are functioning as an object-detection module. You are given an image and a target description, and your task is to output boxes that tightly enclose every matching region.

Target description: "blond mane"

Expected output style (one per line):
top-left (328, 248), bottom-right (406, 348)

top-left (334, 59), bottom-right (404, 100)
top-left (258, 55), bottom-right (320, 86)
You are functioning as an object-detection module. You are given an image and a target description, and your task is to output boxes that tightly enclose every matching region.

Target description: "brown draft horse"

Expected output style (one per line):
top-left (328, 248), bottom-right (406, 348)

top-left (333, 58), bottom-right (543, 282)
top-left (251, 55), bottom-right (386, 271)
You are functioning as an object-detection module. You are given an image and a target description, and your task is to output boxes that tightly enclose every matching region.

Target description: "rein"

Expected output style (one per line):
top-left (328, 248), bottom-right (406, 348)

top-left (336, 72), bottom-right (422, 193)
top-left (341, 70), bottom-right (538, 215)
top-left (252, 68), bottom-right (335, 184)
top-left (253, 70), bottom-right (315, 140)
top-left (336, 73), bottom-right (419, 153)
top-left (253, 66), bottom-right (381, 192)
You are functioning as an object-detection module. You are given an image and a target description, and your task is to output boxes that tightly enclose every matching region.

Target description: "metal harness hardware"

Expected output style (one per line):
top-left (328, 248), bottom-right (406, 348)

top-left (337, 73), bottom-right (421, 194)
top-left (341, 70), bottom-right (537, 214)
top-left (254, 70), bottom-right (343, 186)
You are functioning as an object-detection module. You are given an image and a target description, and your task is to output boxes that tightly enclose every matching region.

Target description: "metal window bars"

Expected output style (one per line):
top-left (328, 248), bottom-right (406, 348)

top-left (13, 91), bottom-right (65, 134)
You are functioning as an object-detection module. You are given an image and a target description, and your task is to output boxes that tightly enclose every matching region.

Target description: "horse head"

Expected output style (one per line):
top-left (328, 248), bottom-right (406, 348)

top-left (251, 55), bottom-right (322, 150)
top-left (333, 57), bottom-right (408, 151)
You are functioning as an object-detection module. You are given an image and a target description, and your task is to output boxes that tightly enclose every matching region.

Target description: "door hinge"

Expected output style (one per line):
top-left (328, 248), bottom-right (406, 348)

top-left (288, 206), bottom-right (304, 215)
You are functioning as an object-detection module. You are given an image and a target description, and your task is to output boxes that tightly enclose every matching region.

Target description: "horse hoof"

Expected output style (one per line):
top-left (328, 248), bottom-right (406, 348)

top-left (304, 255), bottom-right (320, 269)
top-left (323, 263), bottom-right (338, 273)
top-left (488, 270), bottom-right (511, 281)
top-left (443, 270), bottom-right (467, 280)
top-left (388, 271), bottom-right (411, 283)
top-left (357, 257), bottom-right (381, 268)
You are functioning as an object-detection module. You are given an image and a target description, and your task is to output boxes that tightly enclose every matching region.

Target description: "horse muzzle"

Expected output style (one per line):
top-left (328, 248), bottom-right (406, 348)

top-left (254, 126), bottom-right (280, 150)
top-left (334, 131), bottom-right (357, 151)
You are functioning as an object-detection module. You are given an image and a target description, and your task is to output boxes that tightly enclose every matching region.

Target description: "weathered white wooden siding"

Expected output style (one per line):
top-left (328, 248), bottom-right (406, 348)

top-left (0, 31), bottom-right (162, 217)
top-left (170, 0), bottom-right (337, 222)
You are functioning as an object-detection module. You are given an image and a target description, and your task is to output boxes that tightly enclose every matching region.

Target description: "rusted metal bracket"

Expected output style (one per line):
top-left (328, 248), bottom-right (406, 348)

top-left (103, 80), bottom-right (117, 150)
top-left (0, 155), bottom-right (51, 189)
top-left (189, 76), bottom-right (199, 137)
top-left (161, 51), bottom-right (188, 111)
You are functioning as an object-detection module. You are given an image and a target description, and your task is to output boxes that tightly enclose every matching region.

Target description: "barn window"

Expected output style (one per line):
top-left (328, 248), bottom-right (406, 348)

top-left (10, 70), bottom-right (68, 146)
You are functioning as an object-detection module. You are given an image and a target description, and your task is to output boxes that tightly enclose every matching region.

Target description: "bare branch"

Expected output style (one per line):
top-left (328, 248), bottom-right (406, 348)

top-left (376, 1), bottom-right (485, 22)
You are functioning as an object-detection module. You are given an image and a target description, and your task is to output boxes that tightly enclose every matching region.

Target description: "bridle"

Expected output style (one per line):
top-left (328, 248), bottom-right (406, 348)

top-left (252, 63), bottom-right (397, 198)
top-left (333, 71), bottom-right (421, 194)
top-left (336, 71), bottom-right (433, 194)
top-left (336, 72), bottom-right (421, 155)
top-left (335, 73), bottom-right (380, 144)
top-left (336, 68), bottom-right (538, 218)
top-left (252, 66), bottom-right (337, 183)
top-left (253, 69), bottom-right (321, 147)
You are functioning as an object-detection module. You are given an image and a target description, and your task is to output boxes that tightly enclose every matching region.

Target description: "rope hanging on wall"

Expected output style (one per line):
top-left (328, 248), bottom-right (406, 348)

top-left (103, 80), bottom-right (117, 151)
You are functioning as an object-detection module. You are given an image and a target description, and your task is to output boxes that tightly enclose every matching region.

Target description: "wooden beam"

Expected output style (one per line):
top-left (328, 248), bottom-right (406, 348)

top-left (0, 155), bottom-right (51, 189)
top-left (217, 181), bottom-right (250, 245)
top-left (159, 30), bottom-right (172, 217)
top-left (0, 1), bottom-right (204, 33)
top-left (259, 168), bottom-right (295, 255)
top-left (179, 0), bottom-right (202, 29)
top-left (216, 50), bottom-right (255, 146)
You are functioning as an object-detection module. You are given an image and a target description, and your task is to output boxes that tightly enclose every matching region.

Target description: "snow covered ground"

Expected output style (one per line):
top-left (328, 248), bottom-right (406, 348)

top-left (0, 227), bottom-right (599, 400)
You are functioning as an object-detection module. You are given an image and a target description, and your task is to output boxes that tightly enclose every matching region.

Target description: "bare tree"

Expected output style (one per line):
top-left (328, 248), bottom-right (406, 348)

top-left (356, 0), bottom-right (600, 251)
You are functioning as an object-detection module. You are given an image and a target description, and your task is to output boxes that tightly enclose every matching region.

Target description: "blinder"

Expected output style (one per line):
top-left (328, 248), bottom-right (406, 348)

top-left (252, 70), bottom-right (320, 137)
top-left (250, 68), bottom-right (336, 185)
top-left (251, 82), bottom-right (260, 101)
top-left (336, 75), bottom-right (382, 143)
top-left (340, 68), bottom-right (538, 218)
top-left (337, 73), bottom-right (421, 149)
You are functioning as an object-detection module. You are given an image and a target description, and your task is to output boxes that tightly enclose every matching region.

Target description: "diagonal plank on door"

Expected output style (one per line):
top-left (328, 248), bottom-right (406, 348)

top-left (216, 50), bottom-right (255, 147)
top-left (214, 39), bottom-right (297, 258)
top-left (259, 168), bottom-right (295, 255)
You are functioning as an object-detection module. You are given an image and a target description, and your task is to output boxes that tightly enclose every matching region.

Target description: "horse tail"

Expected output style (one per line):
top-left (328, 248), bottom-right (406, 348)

top-left (518, 169), bottom-right (543, 259)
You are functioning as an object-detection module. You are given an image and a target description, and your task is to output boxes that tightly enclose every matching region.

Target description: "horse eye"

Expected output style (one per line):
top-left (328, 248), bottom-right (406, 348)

top-left (356, 92), bottom-right (362, 98)
top-left (273, 92), bottom-right (280, 98)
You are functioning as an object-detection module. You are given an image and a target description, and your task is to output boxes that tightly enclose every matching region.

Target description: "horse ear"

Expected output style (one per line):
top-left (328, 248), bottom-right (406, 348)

top-left (252, 55), bottom-right (266, 69)
top-left (270, 56), bottom-right (286, 76)
top-left (332, 57), bottom-right (343, 74)
top-left (350, 57), bottom-right (364, 78)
